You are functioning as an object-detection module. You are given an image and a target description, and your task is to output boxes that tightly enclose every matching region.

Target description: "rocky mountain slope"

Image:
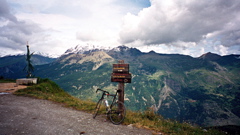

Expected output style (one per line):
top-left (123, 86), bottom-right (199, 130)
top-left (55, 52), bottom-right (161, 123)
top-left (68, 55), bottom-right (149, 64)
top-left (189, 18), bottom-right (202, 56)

top-left (1, 45), bottom-right (240, 127)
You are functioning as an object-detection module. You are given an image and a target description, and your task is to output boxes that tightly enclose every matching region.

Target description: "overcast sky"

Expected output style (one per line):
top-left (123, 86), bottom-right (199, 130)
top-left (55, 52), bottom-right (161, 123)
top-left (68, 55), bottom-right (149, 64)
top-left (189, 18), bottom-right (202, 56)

top-left (0, 0), bottom-right (240, 57)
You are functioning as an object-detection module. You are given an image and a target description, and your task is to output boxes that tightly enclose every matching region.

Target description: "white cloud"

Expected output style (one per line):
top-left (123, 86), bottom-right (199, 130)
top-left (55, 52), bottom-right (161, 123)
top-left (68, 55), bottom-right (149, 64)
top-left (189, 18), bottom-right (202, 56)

top-left (119, 0), bottom-right (240, 54)
top-left (216, 45), bottom-right (228, 55)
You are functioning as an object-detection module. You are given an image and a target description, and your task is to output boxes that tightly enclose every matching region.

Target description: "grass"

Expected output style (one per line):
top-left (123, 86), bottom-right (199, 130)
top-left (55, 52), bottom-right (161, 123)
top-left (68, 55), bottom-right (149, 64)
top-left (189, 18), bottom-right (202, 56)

top-left (0, 78), bottom-right (15, 83)
top-left (124, 110), bottom-right (224, 135)
top-left (13, 78), bottom-right (225, 135)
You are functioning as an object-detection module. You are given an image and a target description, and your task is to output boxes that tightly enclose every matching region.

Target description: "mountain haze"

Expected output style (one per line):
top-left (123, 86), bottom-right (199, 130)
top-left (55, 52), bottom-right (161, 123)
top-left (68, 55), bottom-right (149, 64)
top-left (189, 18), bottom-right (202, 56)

top-left (1, 45), bottom-right (240, 127)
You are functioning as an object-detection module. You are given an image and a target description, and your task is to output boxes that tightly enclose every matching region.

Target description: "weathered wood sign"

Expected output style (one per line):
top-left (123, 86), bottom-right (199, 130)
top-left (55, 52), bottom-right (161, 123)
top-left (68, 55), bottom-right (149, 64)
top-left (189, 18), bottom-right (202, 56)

top-left (112, 64), bottom-right (129, 73)
top-left (111, 62), bottom-right (132, 83)
top-left (111, 73), bottom-right (131, 83)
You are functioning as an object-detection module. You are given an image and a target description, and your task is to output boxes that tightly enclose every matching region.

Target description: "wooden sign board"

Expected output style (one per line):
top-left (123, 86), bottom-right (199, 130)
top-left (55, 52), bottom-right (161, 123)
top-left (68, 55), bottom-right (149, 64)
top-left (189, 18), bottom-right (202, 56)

top-left (113, 64), bottom-right (129, 73)
top-left (111, 73), bottom-right (131, 83)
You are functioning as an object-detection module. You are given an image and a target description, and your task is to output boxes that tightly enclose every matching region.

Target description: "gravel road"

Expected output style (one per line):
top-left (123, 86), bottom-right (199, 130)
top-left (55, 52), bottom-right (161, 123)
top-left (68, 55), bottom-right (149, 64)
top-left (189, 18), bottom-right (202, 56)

top-left (0, 94), bottom-right (153, 135)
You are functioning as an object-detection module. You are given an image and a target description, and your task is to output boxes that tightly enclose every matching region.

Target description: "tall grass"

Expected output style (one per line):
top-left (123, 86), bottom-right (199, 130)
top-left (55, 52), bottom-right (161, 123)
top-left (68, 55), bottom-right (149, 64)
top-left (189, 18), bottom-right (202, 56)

top-left (13, 78), bottom-right (224, 135)
top-left (125, 109), bottom-right (224, 135)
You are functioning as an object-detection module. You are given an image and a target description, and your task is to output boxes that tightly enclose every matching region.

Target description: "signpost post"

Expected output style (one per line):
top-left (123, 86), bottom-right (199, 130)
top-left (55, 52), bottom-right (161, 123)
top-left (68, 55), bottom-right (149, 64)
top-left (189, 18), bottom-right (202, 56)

top-left (111, 60), bottom-right (131, 111)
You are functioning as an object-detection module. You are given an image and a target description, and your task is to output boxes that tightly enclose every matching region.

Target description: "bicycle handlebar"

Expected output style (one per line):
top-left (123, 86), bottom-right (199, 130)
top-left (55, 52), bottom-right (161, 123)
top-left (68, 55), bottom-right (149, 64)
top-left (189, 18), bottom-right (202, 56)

top-left (96, 88), bottom-right (109, 95)
top-left (96, 88), bottom-right (122, 97)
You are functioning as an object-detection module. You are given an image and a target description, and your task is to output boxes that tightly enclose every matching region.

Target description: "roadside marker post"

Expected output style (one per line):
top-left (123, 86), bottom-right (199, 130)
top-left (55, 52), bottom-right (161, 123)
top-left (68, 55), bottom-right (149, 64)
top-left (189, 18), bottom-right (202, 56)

top-left (111, 60), bottom-right (132, 111)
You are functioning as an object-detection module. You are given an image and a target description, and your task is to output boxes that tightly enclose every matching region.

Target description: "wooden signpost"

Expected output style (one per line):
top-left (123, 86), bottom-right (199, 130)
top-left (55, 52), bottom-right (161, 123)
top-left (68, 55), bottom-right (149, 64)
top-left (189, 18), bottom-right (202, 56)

top-left (111, 60), bottom-right (131, 111)
top-left (111, 61), bottom-right (131, 83)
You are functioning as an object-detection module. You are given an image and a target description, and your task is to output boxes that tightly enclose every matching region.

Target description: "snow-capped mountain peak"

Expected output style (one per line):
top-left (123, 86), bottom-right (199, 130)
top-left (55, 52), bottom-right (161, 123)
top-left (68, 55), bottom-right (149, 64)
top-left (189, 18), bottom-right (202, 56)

top-left (0, 51), bottom-right (59, 58)
top-left (34, 51), bottom-right (60, 58)
top-left (64, 43), bottom-right (113, 55)
top-left (111, 45), bottom-right (130, 52)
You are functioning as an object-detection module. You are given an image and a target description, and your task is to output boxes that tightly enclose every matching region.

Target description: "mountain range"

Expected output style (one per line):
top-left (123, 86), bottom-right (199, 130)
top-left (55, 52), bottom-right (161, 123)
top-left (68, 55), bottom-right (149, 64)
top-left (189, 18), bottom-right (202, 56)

top-left (1, 45), bottom-right (240, 127)
top-left (0, 54), bottom-right (56, 79)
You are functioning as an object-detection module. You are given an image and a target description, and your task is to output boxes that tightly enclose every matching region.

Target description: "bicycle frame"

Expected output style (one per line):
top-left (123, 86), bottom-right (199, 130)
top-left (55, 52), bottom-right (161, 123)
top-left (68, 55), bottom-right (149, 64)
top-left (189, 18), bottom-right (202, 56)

top-left (108, 90), bottom-right (119, 108)
top-left (94, 88), bottom-right (126, 125)
top-left (96, 88), bottom-right (120, 109)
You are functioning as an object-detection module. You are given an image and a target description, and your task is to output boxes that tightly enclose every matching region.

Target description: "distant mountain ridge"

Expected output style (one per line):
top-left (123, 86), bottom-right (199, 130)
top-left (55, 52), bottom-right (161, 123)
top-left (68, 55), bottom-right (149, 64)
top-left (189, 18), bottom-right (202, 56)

top-left (0, 54), bottom-right (55, 78)
top-left (0, 45), bottom-right (240, 127)
top-left (0, 51), bottom-right (59, 58)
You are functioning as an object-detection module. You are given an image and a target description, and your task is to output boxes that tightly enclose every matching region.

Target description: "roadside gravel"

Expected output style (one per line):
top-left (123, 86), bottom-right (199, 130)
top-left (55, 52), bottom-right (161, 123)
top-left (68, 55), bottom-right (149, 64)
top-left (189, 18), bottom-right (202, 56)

top-left (0, 94), bottom-right (152, 135)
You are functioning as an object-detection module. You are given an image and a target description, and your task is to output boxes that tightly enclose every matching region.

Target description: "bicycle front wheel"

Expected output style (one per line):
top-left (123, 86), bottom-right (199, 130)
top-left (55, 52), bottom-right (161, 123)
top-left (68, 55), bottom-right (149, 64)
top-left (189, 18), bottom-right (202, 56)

top-left (93, 99), bottom-right (104, 119)
top-left (109, 101), bottom-right (126, 125)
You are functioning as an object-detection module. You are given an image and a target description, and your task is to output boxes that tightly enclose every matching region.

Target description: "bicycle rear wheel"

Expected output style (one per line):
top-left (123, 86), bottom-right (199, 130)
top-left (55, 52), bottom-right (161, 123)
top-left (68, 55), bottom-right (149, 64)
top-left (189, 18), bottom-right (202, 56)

top-left (109, 101), bottom-right (126, 125)
top-left (93, 99), bottom-right (104, 119)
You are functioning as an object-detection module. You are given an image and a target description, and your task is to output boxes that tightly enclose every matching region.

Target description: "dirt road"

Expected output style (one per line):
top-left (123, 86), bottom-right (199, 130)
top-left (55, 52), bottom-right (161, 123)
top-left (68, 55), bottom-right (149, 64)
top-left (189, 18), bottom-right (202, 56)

top-left (0, 83), bottom-right (27, 93)
top-left (0, 94), bottom-right (153, 135)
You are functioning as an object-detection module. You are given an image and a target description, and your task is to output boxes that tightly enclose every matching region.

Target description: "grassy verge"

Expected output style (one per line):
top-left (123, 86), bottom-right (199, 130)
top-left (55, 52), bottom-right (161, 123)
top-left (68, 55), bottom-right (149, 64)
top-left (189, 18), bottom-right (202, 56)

top-left (124, 110), bottom-right (224, 134)
top-left (14, 78), bottom-right (96, 112)
top-left (0, 78), bottom-right (15, 83)
top-left (13, 78), bottom-right (224, 135)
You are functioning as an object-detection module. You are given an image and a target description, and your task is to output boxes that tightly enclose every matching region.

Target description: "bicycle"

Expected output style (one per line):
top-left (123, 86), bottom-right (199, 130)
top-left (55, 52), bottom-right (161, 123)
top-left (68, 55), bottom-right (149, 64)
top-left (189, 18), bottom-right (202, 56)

top-left (93, 88), bottom-right (126, 125)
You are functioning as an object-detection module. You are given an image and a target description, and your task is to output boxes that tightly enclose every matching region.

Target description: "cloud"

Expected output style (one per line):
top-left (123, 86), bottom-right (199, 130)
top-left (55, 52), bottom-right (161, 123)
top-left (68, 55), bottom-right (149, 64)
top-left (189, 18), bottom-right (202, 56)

top-left (0, 0), bottom-right (48, 54)
top-left (0, 0), bottom-right (74, 57)
top-left (119, 0), bottom-right (240, 48)
top-left (73, 0), bottom-right (147, 45)
top-left (0, 0), bottom-right (17, 22)
top-left (0, 20), bottom-right (43, 45)
top-left (76, 30), bottom-right (108, 42)
top-left (214, 45), bottom-right (228, 55)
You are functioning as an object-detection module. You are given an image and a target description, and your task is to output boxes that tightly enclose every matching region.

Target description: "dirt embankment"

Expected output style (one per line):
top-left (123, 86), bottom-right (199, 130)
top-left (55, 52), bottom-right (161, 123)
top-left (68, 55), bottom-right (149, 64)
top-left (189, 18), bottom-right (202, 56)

top-left (0, 84), bottom-right (154, 135)
top-left (0, 83), bottom-right (27, 93)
